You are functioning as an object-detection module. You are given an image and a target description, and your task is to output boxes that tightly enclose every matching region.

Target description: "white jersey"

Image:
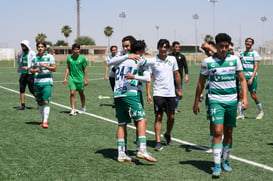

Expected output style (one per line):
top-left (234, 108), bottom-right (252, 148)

top-left (149, 55), bottom-right (178, 97)
top-left (106, 54), bottom-right (115, 78)
top-left (31, 52), bottom-right (55, 85)
top-left (114, 57), bottom-right (148, 98)
top-left (240, 49), bottom-right (260, 79)
top-left (200, 54), bottom-right (243, 104)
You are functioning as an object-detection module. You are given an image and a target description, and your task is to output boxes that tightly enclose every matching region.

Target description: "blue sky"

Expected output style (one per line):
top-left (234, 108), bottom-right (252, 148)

top-left (1, 0), bottom-right (272, 50)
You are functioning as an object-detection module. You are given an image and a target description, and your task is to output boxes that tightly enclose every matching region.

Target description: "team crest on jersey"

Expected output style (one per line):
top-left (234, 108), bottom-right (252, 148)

top-left (79, 60), bottom-right (81, 63)
top-left (229, 60), bottom-right (233, 66)
top-left (168, 61), bottom-right (172, 66)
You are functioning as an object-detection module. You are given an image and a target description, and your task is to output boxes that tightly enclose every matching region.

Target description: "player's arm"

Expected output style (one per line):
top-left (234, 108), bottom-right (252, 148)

top-left (39, 62), bottom-right (56, 72)
top-left (237, 71), bottom-right (248, 110)
top-left (146, 73), bottom-right (153, 104)
top-left (183, 55), bottom-right (189, 83)
top-left (63, 65), bottom-right (70, 85)
top-left (125, 71), bottom-right (150, 83)
top-left (193, 75), bottom-right (206, 115)
top-left (104, 63), bottom-right (109, 80)
top-left (84, 66), bottom-right (88, 86)
top-left (248, 61), bottom-right (259, 85)
top-left (174, 70), bottom-right (182, 100)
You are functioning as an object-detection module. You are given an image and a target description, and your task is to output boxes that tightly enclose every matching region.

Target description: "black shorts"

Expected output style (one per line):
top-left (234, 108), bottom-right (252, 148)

top-left (153, 96), bottom-right (175, 114)
top-left (19, 73), bottom-right (34, 94)
top-left (109, 77), bottom-right (115, 91)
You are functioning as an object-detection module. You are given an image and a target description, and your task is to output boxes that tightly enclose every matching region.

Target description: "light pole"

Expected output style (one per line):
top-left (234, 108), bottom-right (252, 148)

top-left (155, 25), bottom-right (160, 51)
top-left (261, 16), bottom-right (267, 53)
top-left (193, 13), bottom-right (199, 65)
top-left (208, 0), bottom-right (218, 37)
top-left (119, 11), bottom-right (126, 37)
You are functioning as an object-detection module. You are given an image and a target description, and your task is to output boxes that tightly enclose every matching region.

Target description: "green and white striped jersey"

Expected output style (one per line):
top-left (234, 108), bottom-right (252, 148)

top-left (113, 57), bottom-right (148, 98)
top-left (200, 54), bottom-right (243, 104)
top-left (240, 49), bottom-right (260, 79)
top-left (31, 52), bottom-right (55, 85)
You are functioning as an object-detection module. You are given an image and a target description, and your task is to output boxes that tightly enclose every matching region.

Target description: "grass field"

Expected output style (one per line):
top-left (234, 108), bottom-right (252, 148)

top-left (0, 61), bottom-right (273, 180)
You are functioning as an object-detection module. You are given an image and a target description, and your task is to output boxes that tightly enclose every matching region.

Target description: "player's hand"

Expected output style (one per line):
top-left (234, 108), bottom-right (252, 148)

top-left (63, 79), bottom-right (67, 85)
top-left (124, 73), bottom-right (135, 80)
top-left (193, 103), bottom-right (200, 115)
top-left (242, 99), bottom-right (248, 110)
top-left (147, 95), bottom-right (152, 104)
top-left (104, 75), bottom-right (108, 80)
top-left (176, 89), bottom-right (183, 100)
top-left (184, 75), bottom-right (189, 83)
top-left (22, 66), bottom-right (28, 70)
top-left (84, 80), bottom-right (88, 86)
top-left (248, 79), bottom-right (253, 86)
top-left (128, 54), bottom-right (141, 60)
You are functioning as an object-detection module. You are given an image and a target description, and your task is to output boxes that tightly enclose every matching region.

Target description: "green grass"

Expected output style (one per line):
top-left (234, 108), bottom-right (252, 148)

top-left (0, 62), bottom-right (273, 180)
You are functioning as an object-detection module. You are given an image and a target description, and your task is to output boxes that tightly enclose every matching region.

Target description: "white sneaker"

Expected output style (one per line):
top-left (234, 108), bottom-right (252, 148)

top-left (117, 152), bottom-right (132, 163)
top-left (69, 109), bottom-right (77, 116)
top-left (205, 148), bottom-right (213, 153)
top-left (256, 112), bottom-right (264, 119)
top-left (78, 107), bottom-right (86, 114)
top-left (236, 115), bottom-right (245, 120)
top-left (137, 149), bottom-right (157, 162)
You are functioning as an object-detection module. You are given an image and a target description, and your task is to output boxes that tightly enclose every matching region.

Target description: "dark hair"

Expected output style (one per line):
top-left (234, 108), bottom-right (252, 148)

top-left (245, 37), bottom-right (254, 44)
top-left (122, 35), bottom-right (136, 44)
top-left (131, 40), bottom-right (146, 53)
top-left (157, 39), bottom-right (170, 49)
top-left (72, 43), bottom-right (80, 50)
top-left (110, 45), bottom-right (117, 51)
top-left (36, 42), bottom-right (46, 48)
top-left (172, 41), bottom-right (180, 47)
top-left (215, 33), bottom-right (231, 44)
top-left (207, 41), bottom-right (215, 46)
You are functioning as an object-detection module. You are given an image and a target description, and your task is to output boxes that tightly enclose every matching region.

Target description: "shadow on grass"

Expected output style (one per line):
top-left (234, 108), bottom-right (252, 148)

top-left (25, 121), bottom-right (41, 125)
top-left (180, 144), bottom-right (207, 152)
top-left (13, 106), bottom-right (36, 110)
top-left (179, 160), bottom-right (213, 174)
top-left (95, 148), bottom-right (156, 166)
top-left (267, 143), bottom-right (273, 146)
top-left (100, 103), bottom-right (115, 108)
top-left (59, 110), bottom-right (71, 114)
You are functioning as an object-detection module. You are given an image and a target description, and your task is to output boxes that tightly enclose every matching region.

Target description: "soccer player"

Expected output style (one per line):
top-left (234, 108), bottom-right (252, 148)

top-left (104, 45), bottom-right (118, 91)
top-left (237, 37), bottom-right (264, 120)
top-left (30, 42), bottom-right (56, 128)
top-left (169, 41), bottom-right (188, 113)
top-left (17, 40), bottom-right (36, 110)
top-left (109, 40), bottom-right (156, 162)
top-left (146, 39), bottom-right (182, 151)
top-left (63, 44), bottom-right (88, 116)
top-left (193, 33), bottom-right (248, 178)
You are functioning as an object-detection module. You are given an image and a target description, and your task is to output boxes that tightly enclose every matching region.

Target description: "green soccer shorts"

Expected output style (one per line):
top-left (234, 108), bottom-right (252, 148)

top-left (69, 80), bottom-right (84, 91)
top-left (35, 84), bottom-right (52, 103)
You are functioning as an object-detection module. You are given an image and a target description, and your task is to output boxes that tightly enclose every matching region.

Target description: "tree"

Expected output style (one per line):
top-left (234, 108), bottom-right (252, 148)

top-left (104, 26), bottom-right (114, 52)
top-left (61, 25), bottom-right (72, 46)
top-left (35, 33), bottom-right (47, 43)
top-left (74, 36), bottom-right (95, 46)
top-left (54, 40), bottom-right (68, 46)
top-left (204, 34), bottom-right (214, 43)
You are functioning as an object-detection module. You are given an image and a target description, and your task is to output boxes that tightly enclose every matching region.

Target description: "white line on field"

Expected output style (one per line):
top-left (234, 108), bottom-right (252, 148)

top-left (0, 85), bottom-right (273, 172)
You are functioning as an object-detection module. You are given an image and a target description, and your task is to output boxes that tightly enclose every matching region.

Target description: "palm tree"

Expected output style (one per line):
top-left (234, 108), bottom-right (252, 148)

top-left (61, 25), bottom-right (72, 46)
top-left (104, 26), bottom-right (114, 52)
top-left (35, 33), bottom-right (47, 43)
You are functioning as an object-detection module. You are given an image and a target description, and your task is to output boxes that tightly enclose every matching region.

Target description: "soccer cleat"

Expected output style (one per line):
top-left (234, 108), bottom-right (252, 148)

top-left (117, 152), bottom-right (132, 163)
top-left (175, 109), bottom-right (180, 114)
top-left (256, 112), bottom-right (264, 120)
top-left (69, 109), bottom-right (77, 116)
top-left (78, 107), bottom-right (86, 114)
top-left (236, 115), bottom-right (245, 120)
top-left (212, 164), bottom-right (221, 178)
top-left (137, 150), bottom-right (157, 162)
top-left (154, 142), bottom-right (163, 151)
top-left (222, 160), bottom-right (232, 172)
top-left (40, 122), bottom-right (48, 128)
top-left (205, 148), bottom-right (213, 154)
top-left (16, 105), bottom-right (26, 110)
top-left (164, 133), bottom-right (172, 146)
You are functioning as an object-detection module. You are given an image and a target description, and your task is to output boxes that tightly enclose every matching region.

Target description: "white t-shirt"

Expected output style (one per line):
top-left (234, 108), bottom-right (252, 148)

top-left (106, 54), bottom-right (115, 78)
top-left (149, 55), bottom-right (178, 97)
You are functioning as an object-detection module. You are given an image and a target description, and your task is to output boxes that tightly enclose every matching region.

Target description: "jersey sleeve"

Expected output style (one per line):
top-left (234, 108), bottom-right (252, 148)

top-left (172, 58), bottom-right (179, 71)
top-left (254, 51), bottom-right (260, 62)
top-left (235, 57), bottom-right (243, 72)
top-left (200, 59), bottom-right (209, 77)
top-left (50, 55), bottom-right (56, 65)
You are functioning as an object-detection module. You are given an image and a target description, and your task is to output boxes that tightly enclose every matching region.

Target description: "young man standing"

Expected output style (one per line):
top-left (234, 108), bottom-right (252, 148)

top-left (146, 39), bottom-right (182, 151)
top-left (63, 44), bottom-right (88, 116)
top-left (30, 42), bottom-right (56, 128)
top-left (237, 37), bottom-right (264, 120)
top-left (193, 33), bottom-right (248, 178)
top-left (169, 41), bottom-right (188, 113)
top-left (109, 40), bottom-right (156, 162)
top-left (104, 45), bottom-right (118, 91)
top-left (17, 40), bottom-right (36, 110)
